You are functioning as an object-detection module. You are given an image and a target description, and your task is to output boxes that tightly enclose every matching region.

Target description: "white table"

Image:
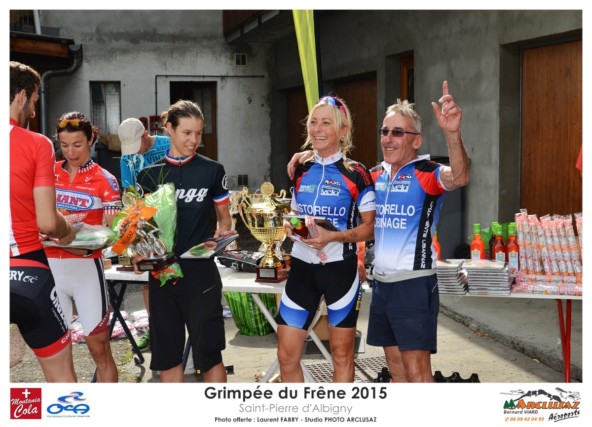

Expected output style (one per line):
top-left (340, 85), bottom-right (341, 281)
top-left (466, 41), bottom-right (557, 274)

top-left (104, 264), bottom-right (332, 382)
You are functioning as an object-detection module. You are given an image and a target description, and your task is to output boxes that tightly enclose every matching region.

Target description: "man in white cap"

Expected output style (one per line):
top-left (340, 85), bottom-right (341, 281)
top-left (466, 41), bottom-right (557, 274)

top-left (118, 117), bottom-right (170, 191)
top-left (118, 117), bottom-right (170, 352)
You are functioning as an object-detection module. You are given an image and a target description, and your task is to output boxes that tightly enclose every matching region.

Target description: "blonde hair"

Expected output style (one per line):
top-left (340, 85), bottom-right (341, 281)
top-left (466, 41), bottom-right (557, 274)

top-left (385, 99), bottom-right (422, 134)
top-left (301, 96), bottom-right (354, 159)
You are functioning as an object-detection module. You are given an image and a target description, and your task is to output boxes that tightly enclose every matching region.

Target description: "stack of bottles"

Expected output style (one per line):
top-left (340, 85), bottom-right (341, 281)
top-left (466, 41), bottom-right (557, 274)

top-left (513, 209), bottom-right (582, 295)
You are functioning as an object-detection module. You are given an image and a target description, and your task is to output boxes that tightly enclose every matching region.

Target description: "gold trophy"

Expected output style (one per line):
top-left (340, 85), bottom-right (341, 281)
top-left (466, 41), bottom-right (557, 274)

top-left (237, 182), bottom-right (291, 282)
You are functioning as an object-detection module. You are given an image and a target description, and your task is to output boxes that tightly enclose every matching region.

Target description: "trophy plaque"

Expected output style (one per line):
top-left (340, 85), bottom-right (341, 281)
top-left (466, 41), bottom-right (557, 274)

top-left (237, 182), bottom-right (291, 282)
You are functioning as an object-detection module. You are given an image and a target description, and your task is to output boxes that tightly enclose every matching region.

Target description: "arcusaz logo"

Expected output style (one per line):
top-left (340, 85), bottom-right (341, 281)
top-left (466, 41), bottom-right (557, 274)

top-left (10, 388), bottom-right (42, 419)
top-left (46, 391), bottom-right (90, 418)
top-left (502, 388), bottom-right (581, 423)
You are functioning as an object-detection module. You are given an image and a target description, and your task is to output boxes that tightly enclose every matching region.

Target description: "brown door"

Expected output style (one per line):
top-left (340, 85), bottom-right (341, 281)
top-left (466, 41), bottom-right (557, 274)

top-left (521, 40), bottom-right (582, 216)
top-left (169, 81), bottom-right (218, 160)
top-left (335, 76), bottom-right (378, 169)
top-left (287, 76), bottom-right (378, 170)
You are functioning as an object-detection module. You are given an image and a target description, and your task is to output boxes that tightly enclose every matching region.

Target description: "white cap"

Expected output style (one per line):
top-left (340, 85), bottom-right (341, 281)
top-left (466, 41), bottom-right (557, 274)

top-left (118, 118), bottom-right (145, 155)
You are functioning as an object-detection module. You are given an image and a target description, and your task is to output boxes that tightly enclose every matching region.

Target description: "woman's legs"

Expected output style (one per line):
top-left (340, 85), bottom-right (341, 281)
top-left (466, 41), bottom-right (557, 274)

top-left (328, 326), bottom-right (357, 382)
top-left (277, 325), bottom-right (308, 382)
top-left (85, 330), bottom-right (118, 382)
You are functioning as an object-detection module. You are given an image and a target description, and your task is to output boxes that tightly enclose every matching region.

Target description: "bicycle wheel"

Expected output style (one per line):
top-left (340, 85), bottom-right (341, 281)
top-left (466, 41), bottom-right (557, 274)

top-left (136, 241), bottom-right (151, 257)
top-left (152, 239), bottom-right (167, 257)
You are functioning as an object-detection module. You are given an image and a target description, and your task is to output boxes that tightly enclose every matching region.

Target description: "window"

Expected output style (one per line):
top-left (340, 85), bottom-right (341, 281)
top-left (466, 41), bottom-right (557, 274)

top-left (90, 82), bottom-right (121, 136)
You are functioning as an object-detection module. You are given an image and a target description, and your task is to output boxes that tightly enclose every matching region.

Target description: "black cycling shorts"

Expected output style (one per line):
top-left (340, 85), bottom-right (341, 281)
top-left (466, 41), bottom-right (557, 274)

top-left (10, 250), bottom-right (70, 357)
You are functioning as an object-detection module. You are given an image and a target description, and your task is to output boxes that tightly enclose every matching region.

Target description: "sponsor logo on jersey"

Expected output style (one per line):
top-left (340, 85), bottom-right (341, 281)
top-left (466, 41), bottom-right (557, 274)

top-left (176, 188), bottom-right (209, 203)
top-left (299, 184), bottom-right (316, 193)
top-left (375, 182), bottom-right (387, 191)
top-left (56, 190), bottom-right (95, 210)
top-left (321, 185), bottom-right (340, 196)
top-left (390, 181), bottom-right (410, 192)
top-left (397, 173), bottom-right (413, 180)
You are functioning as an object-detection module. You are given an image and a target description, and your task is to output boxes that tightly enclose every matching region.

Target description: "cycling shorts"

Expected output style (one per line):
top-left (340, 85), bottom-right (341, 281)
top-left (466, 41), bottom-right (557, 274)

top-left (277, 255), bottom-right (362, 331)
top-left (148, 259), bottom-right (225, 373)
top-left (48, 257), bottom-right (110, 336)
top-left (10, 250), bottom-right (71, 357)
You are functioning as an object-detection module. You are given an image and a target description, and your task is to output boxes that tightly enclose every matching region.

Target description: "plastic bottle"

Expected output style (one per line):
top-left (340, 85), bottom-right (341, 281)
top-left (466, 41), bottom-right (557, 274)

top-left (470, 223), bottom-right (486, 260)
top-left (433, 230), bottom-right (442, 260)
top-left (506, 222), bottom-right (520, 274)
top-left (492, 223), bottom-right (506, 263)
top-left (488, 221), bottom-right (499, 260)
top-left (290, 217), bottom-right (308, 238)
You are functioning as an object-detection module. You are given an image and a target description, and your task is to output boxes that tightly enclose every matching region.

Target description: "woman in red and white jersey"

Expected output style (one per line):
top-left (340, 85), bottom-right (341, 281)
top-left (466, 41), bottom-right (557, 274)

top-left (45, 111), bottom-right (122, 382)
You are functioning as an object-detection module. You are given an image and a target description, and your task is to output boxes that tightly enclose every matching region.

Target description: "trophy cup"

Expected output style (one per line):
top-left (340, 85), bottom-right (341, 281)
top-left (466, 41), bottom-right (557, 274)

top-left (237, 182), bottom-right (291, 282)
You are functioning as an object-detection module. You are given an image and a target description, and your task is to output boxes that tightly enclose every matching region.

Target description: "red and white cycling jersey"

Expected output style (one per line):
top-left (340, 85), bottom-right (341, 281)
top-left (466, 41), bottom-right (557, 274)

top-left (45, 159), bottom-right (121, 259)
top-left (9, 119), bottom-right (57, 257)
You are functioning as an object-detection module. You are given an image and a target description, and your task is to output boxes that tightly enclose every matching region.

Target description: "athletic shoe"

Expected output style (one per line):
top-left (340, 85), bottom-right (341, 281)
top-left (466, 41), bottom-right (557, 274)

top-left (137, 329), bottom-right (151, 352)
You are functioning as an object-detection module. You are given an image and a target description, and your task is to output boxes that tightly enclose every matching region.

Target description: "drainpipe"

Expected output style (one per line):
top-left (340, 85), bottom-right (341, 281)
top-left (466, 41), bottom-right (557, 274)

top-left (40, 44), bottom-right (83, 136)
top-left (33, 10), bottom-right (42, 34)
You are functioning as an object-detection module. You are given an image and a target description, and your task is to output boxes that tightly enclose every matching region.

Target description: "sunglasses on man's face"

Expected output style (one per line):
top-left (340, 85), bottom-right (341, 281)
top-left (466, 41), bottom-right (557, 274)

top-left (57, 119), bottom-right (87, 129)
top-left (379, 127), bottom-right (420, 138)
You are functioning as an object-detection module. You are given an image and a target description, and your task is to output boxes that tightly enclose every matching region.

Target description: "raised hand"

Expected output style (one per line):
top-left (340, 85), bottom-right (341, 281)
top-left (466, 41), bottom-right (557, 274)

top-left (431, 80), bottom-right (462, 135)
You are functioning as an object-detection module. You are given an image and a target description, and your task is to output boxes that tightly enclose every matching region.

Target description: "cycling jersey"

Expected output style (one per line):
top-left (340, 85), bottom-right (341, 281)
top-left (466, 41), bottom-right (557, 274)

top-left (45, 159), bottom-right (121, 259)
top-left (137, 153), bottom-right (229, 372)
top-left (120, 135), bottom-right (170, 190)
top-left (291, 151), bottom-right (375, 264)
top-left (371, 155), bottom-right (447, 281)
top-left (9, 119), bottom-right (56, 257)
top-left (137, 153), bottom-right (230, 256)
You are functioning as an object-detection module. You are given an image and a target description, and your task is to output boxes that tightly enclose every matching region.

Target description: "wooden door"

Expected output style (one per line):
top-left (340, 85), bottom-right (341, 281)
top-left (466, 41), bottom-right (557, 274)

top-left (521, 40), bottom-right (582, 216)
top-left (334, 76), bottom-right (378, 169)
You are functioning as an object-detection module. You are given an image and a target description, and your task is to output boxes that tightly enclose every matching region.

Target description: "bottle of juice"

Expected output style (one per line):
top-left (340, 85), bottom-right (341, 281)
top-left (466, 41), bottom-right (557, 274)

top-left (492, 223), bottom-right (506, 263)
top-left (470, 223), bottom-right (486, 260)
top-left (506, 222), bottom-right (520, 275)
top-left (290, 217), bottom-right (308, 238)
top-left (433, 230), bottom-right (441, 261)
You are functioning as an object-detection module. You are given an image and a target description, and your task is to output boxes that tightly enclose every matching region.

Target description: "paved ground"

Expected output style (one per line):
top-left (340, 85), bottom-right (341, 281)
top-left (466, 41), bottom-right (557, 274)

top-left (10, 283), bottom-right (581, 383)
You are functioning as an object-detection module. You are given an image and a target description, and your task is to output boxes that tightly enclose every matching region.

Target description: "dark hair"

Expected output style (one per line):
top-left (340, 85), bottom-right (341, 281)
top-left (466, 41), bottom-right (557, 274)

top-left (55, 111), bottom-right (99, 143)
top-left (161, 100), bottom-right (204, 130)
top-left (10, 61), bottom-right (41, 103)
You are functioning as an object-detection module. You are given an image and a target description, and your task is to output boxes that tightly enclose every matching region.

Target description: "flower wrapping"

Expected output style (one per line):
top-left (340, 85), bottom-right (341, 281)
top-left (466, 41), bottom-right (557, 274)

top-left (112, 183), bottom-right (183, 286)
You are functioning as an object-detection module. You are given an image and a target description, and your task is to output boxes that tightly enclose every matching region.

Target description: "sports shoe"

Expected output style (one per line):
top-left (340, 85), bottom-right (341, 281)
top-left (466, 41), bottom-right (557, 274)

top-left (137, 329), bottom-right (151, 352)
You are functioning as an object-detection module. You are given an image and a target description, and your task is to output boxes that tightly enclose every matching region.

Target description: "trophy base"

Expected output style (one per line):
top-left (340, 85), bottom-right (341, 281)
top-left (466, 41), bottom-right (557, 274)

top-left (256, 267), bottom-right (289, 283)
top-left (137, 253), bottom-right (177, 272)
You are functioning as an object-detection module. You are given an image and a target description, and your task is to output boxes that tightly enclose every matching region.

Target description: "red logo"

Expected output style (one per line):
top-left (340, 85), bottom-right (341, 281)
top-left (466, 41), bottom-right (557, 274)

top-left (10, 388), bottom-right (42, 419)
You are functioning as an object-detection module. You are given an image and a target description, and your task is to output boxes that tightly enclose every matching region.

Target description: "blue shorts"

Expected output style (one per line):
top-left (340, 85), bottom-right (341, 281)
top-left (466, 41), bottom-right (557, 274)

top-left (367, 274), bottom-right (439, 353)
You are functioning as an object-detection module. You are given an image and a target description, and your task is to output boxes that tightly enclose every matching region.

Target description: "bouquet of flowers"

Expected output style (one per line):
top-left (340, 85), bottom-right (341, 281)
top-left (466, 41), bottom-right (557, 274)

top-left (112, 183), bottom-right (183, 286)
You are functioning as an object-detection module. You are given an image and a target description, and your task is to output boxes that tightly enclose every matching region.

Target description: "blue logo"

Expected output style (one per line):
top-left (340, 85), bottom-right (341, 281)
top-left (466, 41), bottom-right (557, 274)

top-left (46, 391), bottom-right (90, 417)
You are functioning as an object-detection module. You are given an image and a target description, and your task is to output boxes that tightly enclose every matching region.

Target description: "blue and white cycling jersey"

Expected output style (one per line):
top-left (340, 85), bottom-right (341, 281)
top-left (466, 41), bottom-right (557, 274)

top-left (371, 155), bottom-right (447, 282)
top-left (291, 151), bottom-right (375, 264)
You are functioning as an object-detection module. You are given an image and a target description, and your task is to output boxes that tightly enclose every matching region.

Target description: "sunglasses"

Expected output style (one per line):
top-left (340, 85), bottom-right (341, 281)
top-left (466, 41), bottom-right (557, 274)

top-left (320, 96), bottom-right (347, 116)
top-left (379, 127), bottom-right (420, 138)
top-left (57, 119), bottom-right (88, 129)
